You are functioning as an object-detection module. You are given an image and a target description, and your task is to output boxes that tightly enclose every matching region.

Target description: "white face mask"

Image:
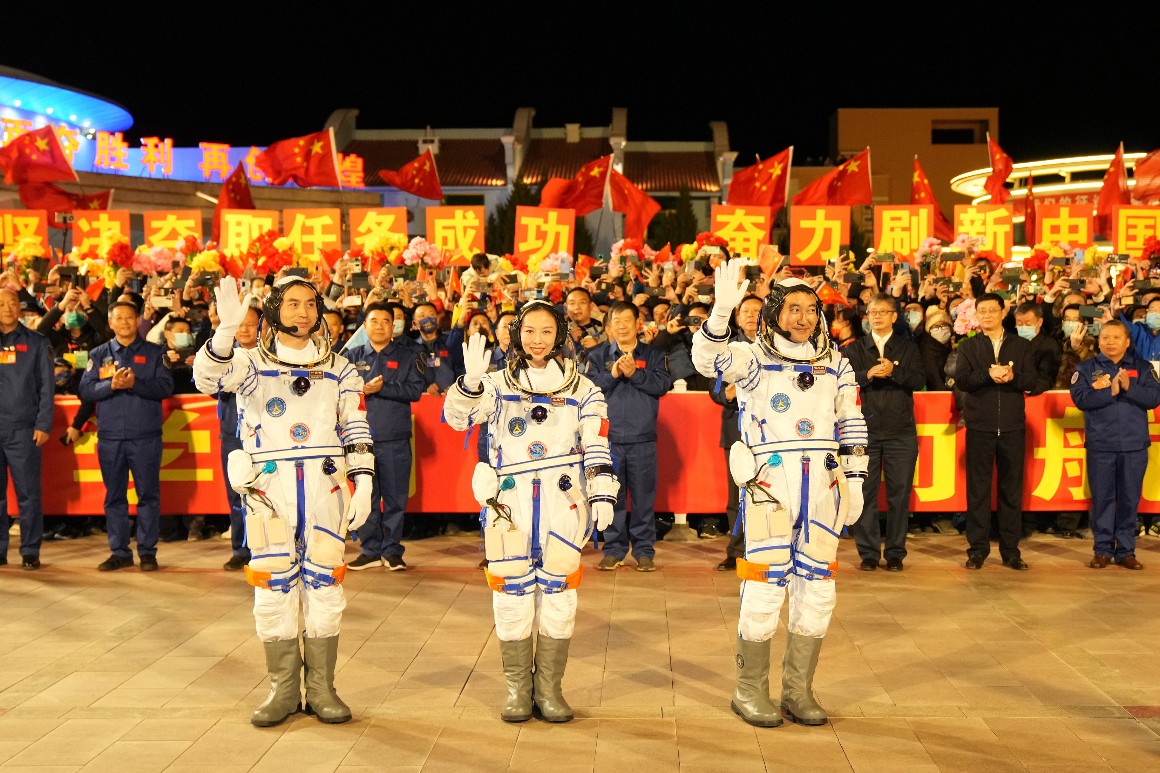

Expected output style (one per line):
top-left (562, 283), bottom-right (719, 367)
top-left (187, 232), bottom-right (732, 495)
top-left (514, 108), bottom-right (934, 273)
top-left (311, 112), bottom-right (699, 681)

top-left (930, 326), bottom-right (952, 344)
top-left (392, 319), bottom-right (405, 336)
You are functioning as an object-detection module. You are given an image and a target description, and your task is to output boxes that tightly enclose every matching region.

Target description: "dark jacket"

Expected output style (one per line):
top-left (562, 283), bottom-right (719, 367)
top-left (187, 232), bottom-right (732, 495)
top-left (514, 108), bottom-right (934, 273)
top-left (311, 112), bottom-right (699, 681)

top-left (0, 324), bottom-right (55, 433)
top-left (1027, 331), bottom-right (1062, 395)
top-left (953, 332), bottom-right (1039, 433)
top-left (585, 339), bottom-right (673, 444)
top-left (410, 332), bottom-right (458, 392)
top-left (344, 339), bottom-right (425, 442)
top-left (844, 331), bottom-right (925, 438)
top-left (1070, 352), bottom-right (1160, 452)
top-left (78, 336), bottom-right (174, 439)
top-left (918, 332), bottom-right (951, 391)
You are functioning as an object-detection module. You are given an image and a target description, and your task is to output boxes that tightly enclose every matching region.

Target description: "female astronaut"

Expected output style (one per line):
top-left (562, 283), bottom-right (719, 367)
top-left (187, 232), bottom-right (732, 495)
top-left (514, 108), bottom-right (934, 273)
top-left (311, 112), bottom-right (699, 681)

top-left (443, 300), bottom-right (618, 723)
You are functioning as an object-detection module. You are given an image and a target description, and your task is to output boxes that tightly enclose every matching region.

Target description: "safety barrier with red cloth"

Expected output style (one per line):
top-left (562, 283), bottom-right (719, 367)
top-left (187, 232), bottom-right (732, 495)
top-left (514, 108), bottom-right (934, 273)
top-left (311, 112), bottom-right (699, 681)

top-left (6, 392), bottom-right (1157, 516)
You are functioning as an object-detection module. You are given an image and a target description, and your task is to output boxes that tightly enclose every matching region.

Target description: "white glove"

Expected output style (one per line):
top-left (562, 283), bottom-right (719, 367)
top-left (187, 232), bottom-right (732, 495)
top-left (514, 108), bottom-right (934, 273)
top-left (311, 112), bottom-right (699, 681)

top-left (593, 501), bottom-right (614, 532)
top-left (212, 277), bottom-right (250, 354)
top-left (843, 483), bottom-right (865, 527)
top-left (345, 476), bottom-right (373, 532)
top-left (709, 259), bottom-right (750, 332)
top-left (461, 332), bottom-right (492, 390)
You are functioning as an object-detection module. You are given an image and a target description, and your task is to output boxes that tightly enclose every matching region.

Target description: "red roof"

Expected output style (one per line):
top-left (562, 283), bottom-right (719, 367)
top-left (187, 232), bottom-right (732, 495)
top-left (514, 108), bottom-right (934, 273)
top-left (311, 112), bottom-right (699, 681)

top-left (517, 138), bottom-right (611, 186)
top-left (624, 152), bottom-right (720, 194)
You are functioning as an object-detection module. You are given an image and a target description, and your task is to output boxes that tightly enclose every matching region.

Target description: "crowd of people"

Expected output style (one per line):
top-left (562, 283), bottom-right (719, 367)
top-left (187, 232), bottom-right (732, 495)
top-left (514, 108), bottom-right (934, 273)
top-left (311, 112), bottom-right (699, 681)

top-left (4, 232), bottom-right (1160, 576)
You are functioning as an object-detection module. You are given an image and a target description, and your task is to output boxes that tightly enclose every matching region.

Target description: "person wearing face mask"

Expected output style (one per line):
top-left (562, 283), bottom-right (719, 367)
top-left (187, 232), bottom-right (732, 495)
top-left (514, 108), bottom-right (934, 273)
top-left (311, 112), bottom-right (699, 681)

top-left (37, 285), bottom-right (108, 358)
top-left (410, 301), bottom-right (457, 396)
top-left (920, 309), bottom-right (953, 391)
top-left (1014, 303), bottom-right (1062, 395)
top-left (845, 294), bottom-right (924, 572)
top-left (829, 307), bottom-right (860, 350)
top-left (1115, 295), bottom-right (1160, 371)
top-left (343, 302), bottom-right (425, 572)
top-left (1055, 305), bottom-right (1097, 389)
top-left (162, 316), bottom-right (200, 394)
top-left (903, 303), bottom-right (925, 340)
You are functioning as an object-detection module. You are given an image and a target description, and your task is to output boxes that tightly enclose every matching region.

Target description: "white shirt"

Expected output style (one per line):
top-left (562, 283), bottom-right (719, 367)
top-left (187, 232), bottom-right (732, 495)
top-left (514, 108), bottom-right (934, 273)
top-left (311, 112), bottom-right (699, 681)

top-left (871, 331), bottom-right (892, 358)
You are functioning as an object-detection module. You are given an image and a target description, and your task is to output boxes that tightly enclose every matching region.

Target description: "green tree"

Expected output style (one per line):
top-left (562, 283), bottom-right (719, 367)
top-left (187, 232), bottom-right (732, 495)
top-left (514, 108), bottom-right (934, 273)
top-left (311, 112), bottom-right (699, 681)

top-left (486, 179), bottom-right (540, 255)
top-left (647, 186), bottom-right (699, 248)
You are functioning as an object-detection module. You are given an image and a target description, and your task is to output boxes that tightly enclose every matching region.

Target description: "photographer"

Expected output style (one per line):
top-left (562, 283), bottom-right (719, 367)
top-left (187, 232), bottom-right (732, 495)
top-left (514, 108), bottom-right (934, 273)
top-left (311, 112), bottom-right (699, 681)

top-left (160, 315), bottom-right (200, 394)
top-left (410, 301), bottom-right (457, 396)
top-left (37, 285), bottom-right (108, 355)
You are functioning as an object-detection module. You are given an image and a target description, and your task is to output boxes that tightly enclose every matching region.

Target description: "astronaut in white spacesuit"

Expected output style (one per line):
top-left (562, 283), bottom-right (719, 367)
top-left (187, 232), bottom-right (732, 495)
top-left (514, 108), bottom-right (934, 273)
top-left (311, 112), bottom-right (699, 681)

top-left (443, 300), bottom-right (618, 723)
top-left (194, 276), bottom-right (373, 727)
top-left (692, 262), bottom-right (868, 728)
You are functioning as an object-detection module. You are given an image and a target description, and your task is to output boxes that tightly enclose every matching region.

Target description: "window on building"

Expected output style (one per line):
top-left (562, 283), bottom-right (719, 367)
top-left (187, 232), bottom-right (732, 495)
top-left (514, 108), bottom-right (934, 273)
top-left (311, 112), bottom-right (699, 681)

top-left (931, 120), bottom-right (989, 145)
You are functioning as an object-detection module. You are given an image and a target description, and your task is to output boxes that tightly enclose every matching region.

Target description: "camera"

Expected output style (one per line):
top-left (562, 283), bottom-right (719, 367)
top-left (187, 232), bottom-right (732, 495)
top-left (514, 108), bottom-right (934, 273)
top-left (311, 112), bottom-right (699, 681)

top-left (1079, 305), bottom-right (1102, 319)
top-left (349, 258), bottom-right (363, 273)
top-left (350, 273), bottom-right (371, 289)
top-left (645, 287), bottom-right (664, 297)
top-left (1050, 257), bottom-right (1070, 267)
top-left (54, 212), bottom-right (75, 225)
top-left (743, 265), bottom-right (763, 281)
top-left (1107, 253), bottom-right (1130, 264)
top-left (589, 265), bottom-right (607, 280)
top-left (874, 252), bottom-right (895, 264)
top-left (941, 251), bottom-right (965, 263)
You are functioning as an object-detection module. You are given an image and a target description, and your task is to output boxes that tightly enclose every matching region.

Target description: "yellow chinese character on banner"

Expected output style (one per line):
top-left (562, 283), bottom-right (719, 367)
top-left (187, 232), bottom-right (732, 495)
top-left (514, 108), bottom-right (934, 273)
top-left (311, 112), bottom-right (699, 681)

top-left (159, 408), bottom-right (213, 481)
top-left (352, 208), bottom-right (406, 248)
top-left (1, 118), bottom-right (32, 145)
top-left (140, 136), bottom-right (174, 176)
top-left (144, 213), bottom-right (200, 247)
top-left (284, 210), bottom-right (340, 258)
top-left (220, 211), bottom-right (278, 255)
top-left (713, 208), bottom-right (769, 258)
top-left (1115, 208), bottom-right (1160, 254)
top-left (431, 210), bottom-right (481, 255)
top-left (913, 423), bottom-right (957, 502)
top-left (338, 153), bottom-right (365, 188)
top-left (244, 146), bottom-right (266, 182)
top-left (876, 207), bottom-right (931, 256)
top-left (198, 142), bottom-right (232, 180)
top-left (1040, 205), bottom-right (1091, 246)
top-left (94, 131), bottom-right (130, 171)
top-left (955, 205), bottom-right (1013, 259)
top-left (0, 213), bottom-right (45, 247)
top-left (1032, 408), bottom-right (1089, 502)
top-left (516, 208), bottom-right (573, 262)
top-left (794, 211), bottom-right (842, 261)
top-left (74, 212), bottom-right (126, 253)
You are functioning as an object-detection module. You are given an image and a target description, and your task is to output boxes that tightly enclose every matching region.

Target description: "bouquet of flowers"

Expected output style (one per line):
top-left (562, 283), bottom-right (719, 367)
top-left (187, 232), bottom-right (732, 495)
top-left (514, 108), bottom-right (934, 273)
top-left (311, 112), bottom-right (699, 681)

top-left (248, 231), bottom-right (301, 275)
top-left (99, 231), bottom-right (135, 270)
top-left (6, 236), bottom-right (46, 278)
top-left (364, 231), bottom-right (408, 275)
top-left (915, 237), bottom-right (942, 264)
top-left (133, 244), bottom-right (178, 275)
top-left (174, 234), bottom-right (205, 265)
top-left (953, 298), bottom-right (980, 336)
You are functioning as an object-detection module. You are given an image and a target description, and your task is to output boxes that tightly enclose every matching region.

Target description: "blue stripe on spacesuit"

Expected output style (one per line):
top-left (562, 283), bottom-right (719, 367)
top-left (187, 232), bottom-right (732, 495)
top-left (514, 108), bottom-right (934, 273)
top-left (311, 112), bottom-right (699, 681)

top-left (799, 455), bottom-right (810, 543)
top-left (759, 363), bottom-right (838, 376)
top-left (531, 478), bottom-right (543, 565)
top-left (500, 394), bottom-right (581, 407)
top-left (295, 461), bottom-right (306, 543)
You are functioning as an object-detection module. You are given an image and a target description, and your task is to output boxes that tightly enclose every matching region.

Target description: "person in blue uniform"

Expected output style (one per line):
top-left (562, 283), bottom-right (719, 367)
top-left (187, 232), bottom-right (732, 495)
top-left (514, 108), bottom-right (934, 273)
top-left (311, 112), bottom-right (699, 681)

top-left (1070, 320), bottom-right (1160, 570)
top-left (0, 289), bottom-right (54, 570)
top-left (586, 301), bottom-right (673, 571)
top-left (78, 300), bottom-right (175, 572)
top-left (343, 302), bottom-right (424, 571)
top-left (411, 301), bottom-right (457, 395)
top-left (219, 304), bottom-right (261, 571)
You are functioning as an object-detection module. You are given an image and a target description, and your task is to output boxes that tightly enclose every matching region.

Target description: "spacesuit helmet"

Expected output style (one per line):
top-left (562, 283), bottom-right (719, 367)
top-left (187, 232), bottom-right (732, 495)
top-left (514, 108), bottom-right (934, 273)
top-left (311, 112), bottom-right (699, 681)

top-left (507, 299), bottom-right (572, 365)
top-left (760, 278), bottom-right (831, 360)
top-left (263, 276), bottom-right (325, 339)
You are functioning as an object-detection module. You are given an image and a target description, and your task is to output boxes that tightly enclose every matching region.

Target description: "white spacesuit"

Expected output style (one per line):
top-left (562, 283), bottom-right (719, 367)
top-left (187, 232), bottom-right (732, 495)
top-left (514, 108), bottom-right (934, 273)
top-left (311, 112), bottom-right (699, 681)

top-left (443, 300), bottom-right (618, 723)
top-left (692, 265), bottom-right (868, 729)
top-left (194, 276), bottom-right (373, 727)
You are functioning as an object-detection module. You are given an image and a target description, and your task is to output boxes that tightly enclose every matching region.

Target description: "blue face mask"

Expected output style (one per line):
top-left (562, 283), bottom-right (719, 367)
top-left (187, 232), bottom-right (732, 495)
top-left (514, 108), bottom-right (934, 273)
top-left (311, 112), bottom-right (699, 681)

top-left (418, 317), bottom-right (438, 334)
top-left (173, 332), bottom-right (194, 349)
top-left (1090, 322), bottom-right (1102, 336)
top-left (1146, 312), bottom-right (1160, 331)
top-left (861, 318), bottom-right (872, 334)
top-left (1016, 325), bottom-right (1037, 341)
top-left (949, 306), bottom-right (959, 321)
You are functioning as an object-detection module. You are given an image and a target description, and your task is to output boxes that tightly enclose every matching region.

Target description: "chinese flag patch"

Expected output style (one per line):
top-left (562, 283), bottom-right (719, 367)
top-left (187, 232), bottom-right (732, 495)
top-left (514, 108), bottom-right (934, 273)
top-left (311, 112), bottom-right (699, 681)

top-left (387, 361), bottom-right (398, 369)
top-left (15, 344), bottom-right (27, 352)
top-left (134, 355), bottom-right (146, 364)
top-left (358, 394), bottom-right (366, 411)
top-left (635, 359), bottom-right (647, 369)
top-left (599, 418), bottom-right (610, 437)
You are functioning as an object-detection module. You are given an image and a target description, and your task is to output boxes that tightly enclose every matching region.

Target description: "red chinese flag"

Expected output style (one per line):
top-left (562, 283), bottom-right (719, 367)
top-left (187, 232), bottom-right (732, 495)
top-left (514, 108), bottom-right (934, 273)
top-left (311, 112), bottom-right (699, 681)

top-left (1095, 143), bottom-right (1130, 238)
top-left (1132, 148), bottom-right (1160, 202)
top-left (983, 134), bottom-right (1013, 205)
top-left (378, 149), bottom-right (443, 200)
top-left (1023, 174), bottom-right (1037, 247)
top-left (791, 148), bottom-right (872, 207)
top-left (17, 183), bottom-right (112, 229)
top-left (83, 277), bottom-right (106, 302)
top-left (910, 157), bottom-right (954, 242)
top-left (609, 169), bottom-right (661, 241)
top-left (539, 155), bottom-right (611, 216)
top-left (212, 162), bottom-right (255, 243)
top-left (254, 129), bottom-right (340, 188)
top-left (816, 281), bottom-right (851, 307)
top-left (573, 254), bottom-right (596, 283)
top-left (0, 126), bottom-right (77, 186)
top-left (446, 266), bottom-right (462, 299)
top-left (727, 146), bottom-right (793, 214)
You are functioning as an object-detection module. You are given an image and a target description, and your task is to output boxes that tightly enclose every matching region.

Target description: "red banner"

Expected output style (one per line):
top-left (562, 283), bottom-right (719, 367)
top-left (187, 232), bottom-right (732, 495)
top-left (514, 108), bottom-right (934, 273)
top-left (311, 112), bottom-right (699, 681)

top-left (0, 209), bottom-right (48, 252)
top-left (11, 392), bottom-right (1159, 516)
top-left (142, 210), bottom-right (203, 248)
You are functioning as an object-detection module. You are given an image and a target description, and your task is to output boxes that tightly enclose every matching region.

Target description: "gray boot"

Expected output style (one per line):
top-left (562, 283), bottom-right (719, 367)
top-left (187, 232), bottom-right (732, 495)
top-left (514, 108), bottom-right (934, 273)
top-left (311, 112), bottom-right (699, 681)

top-left (780, 632), bottom-right (827, 725)
top-left (731, 638), bottom-right (782, 727)
top-left (251, 638), bottom-right (302, 727)
top-left (303, 636), bottom-right (352, 724)
top-left (532, 636), bottom-right (573, 722)
top-left (499, 638), bottom-right (534, 722)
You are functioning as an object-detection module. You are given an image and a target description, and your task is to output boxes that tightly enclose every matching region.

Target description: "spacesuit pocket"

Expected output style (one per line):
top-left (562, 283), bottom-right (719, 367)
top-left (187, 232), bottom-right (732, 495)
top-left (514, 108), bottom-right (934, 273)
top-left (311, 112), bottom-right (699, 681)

top-left (744, 493), bottom-right (792, 542)
top-left (484, 524), bottom-right (531, 577)
top-left (542, 531), bottom-right (583, 575)
top-left (805, 519), bottom-right (841, 563)
top-left (307, 525), bottom-right (347, 568)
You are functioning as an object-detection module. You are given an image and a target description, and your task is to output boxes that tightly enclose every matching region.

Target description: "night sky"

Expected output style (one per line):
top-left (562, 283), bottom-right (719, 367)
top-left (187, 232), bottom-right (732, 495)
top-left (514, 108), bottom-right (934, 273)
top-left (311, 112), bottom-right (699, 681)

top-left (6, 4), bottom-right (1155, 167)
